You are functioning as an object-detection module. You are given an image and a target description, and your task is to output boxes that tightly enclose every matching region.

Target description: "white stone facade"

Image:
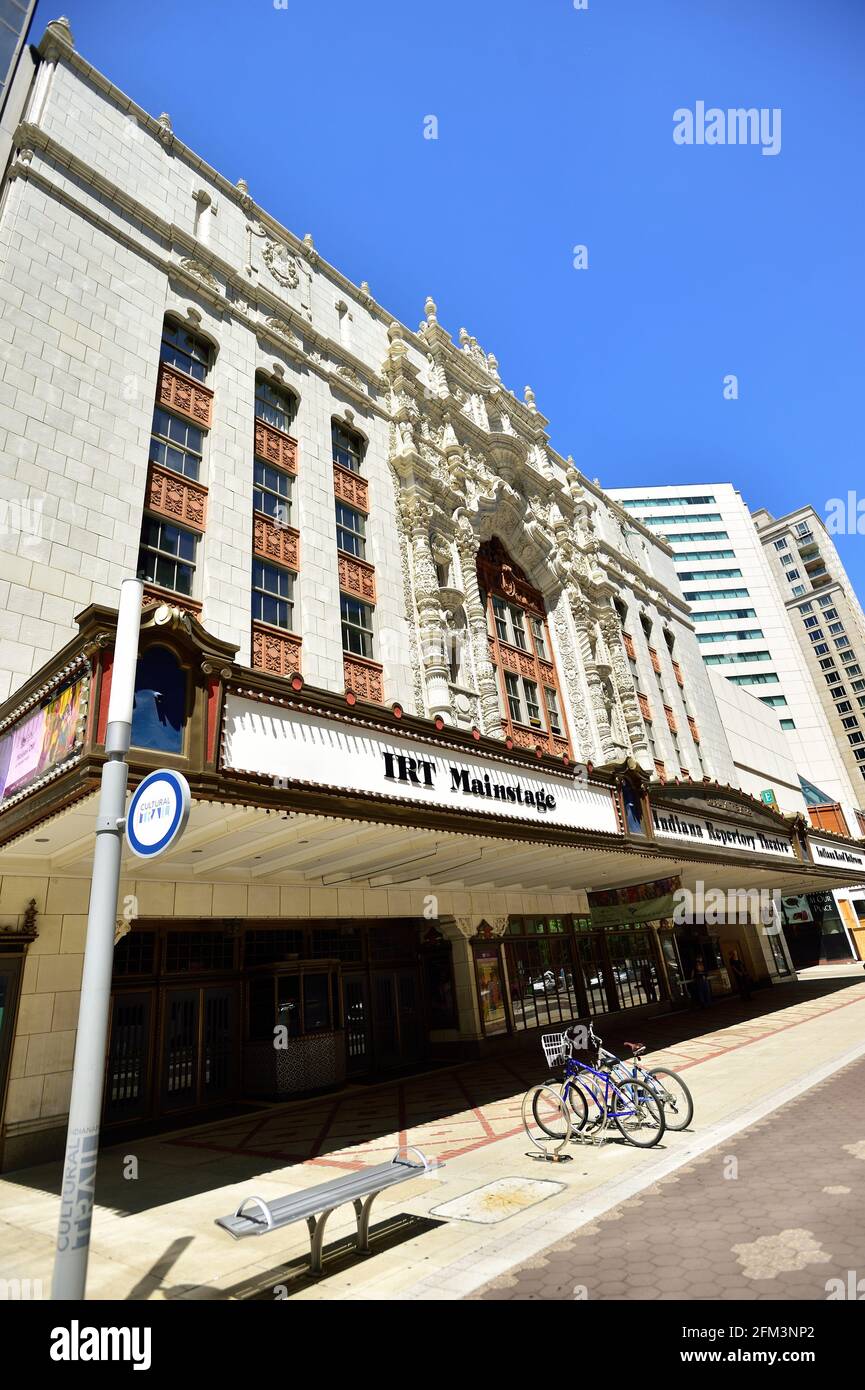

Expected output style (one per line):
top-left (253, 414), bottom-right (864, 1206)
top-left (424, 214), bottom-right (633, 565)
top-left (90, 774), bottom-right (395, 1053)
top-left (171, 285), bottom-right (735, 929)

top-left (0, 20), bottom-right (735, 786)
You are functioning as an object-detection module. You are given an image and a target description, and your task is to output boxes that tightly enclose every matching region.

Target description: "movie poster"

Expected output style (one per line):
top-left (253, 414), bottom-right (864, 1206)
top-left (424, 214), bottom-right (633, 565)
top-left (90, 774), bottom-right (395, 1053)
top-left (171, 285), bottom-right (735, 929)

top-left (474, 948), bottom-right (508, 1035)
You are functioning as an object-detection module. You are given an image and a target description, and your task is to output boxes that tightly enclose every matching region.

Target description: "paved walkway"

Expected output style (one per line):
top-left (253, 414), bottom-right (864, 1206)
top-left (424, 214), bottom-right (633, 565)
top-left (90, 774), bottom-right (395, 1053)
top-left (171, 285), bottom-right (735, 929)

top-left (165, 972), bottom-right (865, 1172)
top-left (472, 1051), bottom-right (865, 1301)
top-left (1, 969), bottom-right (864, 1300)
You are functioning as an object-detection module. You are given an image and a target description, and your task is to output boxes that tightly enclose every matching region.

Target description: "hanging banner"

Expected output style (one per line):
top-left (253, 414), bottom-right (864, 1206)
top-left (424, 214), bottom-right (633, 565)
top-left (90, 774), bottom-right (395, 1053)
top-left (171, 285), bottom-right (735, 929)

top-left (0, 677), bottom-right (86, 807)
top-left (588, 876), bottom-right (681, 927)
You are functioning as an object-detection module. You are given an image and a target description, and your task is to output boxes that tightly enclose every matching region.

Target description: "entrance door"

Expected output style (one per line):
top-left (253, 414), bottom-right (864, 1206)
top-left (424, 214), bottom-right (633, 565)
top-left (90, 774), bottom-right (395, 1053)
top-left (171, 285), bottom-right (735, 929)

top-left (105, 991), bottom-right (154, 1123)
top-left (162, 989), bottom-right (199, 1110)
top-left (343, 974), bottom-right (370, 1076)
top-left (371, 969), bottom-right (423, 1071)
top-left (161, 986), bottom-right (238, 1111)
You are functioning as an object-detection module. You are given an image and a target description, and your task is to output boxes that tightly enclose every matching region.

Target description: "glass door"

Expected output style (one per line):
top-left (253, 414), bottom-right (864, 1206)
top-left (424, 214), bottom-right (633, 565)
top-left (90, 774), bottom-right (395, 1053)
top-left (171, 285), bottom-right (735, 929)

top-left (343, 973), bottom-right (370, 1075)
top-left (371, 969), bottom-right (424, 1070)
top-left (105, 990), bottom-right (154, 1123)
top-left (161, 989), bottom-right (199, 1110)
top-left (202, 987), bottom-right (238, 1100)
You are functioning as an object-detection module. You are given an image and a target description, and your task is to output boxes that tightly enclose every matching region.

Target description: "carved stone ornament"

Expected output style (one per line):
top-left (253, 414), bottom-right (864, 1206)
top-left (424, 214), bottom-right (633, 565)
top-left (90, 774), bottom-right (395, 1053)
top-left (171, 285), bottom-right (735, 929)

top-left (262, 238), bottom-right (300, 289)
top-left (180, 258), bottom-right (219, 292)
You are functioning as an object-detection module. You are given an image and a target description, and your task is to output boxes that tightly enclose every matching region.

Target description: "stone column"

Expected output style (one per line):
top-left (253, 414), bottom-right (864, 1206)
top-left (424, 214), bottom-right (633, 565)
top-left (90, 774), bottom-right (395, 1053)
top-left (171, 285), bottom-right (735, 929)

top-left (404, 497), bottom-right (451, 718)
top-left (456, 525), bottom-right (503, 735)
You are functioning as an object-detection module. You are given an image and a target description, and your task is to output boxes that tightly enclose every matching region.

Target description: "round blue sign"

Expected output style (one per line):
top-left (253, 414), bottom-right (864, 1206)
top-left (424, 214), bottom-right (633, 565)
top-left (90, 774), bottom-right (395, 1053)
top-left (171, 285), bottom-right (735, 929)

top-left (125, 769), bottom-right (191, 859)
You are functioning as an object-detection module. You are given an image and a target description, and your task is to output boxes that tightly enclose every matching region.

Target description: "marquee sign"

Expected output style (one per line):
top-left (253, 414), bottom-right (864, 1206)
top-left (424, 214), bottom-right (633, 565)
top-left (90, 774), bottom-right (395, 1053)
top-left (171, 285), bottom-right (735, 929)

top-left (651, 807), bottom-right (795, 859)
top-left (808, 837), bottom-right (865, 873)
top-left (221, 695), bottom-right (620, 835)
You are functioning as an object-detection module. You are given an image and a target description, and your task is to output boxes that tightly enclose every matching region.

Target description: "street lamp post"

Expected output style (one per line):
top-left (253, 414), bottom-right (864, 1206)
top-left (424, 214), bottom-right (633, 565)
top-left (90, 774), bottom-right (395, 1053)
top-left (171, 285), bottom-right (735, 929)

top-left (51, 578), bottom-right (143, 1301)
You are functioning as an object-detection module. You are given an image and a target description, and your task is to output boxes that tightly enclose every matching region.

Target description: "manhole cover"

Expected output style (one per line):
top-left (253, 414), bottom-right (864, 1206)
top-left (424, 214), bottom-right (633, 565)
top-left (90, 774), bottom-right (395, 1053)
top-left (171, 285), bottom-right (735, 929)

top-left (431, 1177), bottom-right (564, 1224)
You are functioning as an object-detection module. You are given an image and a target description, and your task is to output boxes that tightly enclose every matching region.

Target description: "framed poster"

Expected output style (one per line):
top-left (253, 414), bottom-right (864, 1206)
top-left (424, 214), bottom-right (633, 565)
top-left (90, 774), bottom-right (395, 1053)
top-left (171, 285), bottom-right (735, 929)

top-left (473, 945), bottom-right (508, 1036)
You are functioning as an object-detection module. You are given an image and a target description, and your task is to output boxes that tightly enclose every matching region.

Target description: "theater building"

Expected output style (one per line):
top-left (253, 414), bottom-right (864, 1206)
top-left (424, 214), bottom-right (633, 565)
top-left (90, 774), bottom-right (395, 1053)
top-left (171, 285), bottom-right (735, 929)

top-left (2, 20), bottom-right (865, 1169)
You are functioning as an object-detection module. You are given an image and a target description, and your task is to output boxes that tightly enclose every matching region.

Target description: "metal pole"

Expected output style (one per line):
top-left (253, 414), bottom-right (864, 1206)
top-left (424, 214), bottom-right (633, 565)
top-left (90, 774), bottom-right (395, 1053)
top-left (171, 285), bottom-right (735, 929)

top-left (51, 578), bottom-right (142, 1301)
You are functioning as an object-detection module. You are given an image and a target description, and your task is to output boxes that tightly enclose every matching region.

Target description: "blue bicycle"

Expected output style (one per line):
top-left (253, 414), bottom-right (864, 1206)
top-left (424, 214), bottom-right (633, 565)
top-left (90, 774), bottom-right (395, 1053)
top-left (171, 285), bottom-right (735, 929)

top-left (535, 1022), bottom-right (666, 1147)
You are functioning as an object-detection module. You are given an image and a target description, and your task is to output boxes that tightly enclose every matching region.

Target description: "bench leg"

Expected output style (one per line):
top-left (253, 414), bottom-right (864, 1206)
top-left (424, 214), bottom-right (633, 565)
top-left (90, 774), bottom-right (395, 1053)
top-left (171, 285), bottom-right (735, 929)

top-left (353, 1193), bottom-right (378, 1255)
top-left (305, 1209), bottom-right (334, 1276)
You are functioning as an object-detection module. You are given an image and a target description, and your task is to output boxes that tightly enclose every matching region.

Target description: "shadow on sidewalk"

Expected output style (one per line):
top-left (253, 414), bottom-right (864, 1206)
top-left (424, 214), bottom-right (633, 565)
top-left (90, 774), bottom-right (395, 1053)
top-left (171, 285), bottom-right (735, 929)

top-left (3, 971), bottom-right (863, 1219)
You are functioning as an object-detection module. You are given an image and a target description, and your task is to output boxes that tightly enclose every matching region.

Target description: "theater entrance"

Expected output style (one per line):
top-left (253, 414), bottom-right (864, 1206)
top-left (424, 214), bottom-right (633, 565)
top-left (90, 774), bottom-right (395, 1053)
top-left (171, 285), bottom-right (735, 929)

top-left (104, 918), bottom-right (453, 1135)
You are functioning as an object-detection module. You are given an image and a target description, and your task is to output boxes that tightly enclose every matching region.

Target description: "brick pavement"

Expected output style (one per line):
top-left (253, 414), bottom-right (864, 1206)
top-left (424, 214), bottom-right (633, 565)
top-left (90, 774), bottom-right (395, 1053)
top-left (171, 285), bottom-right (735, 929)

top-left (472, 1052), bottom-right (865, 1300)
top-left (165, 974), bottom-right (865, 1171)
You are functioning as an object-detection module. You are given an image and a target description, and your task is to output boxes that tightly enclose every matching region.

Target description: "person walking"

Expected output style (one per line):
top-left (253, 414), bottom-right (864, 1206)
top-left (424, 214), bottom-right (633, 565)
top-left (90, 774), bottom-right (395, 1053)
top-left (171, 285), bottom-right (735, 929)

top-left (729, 953), bottom-right (753, 1003)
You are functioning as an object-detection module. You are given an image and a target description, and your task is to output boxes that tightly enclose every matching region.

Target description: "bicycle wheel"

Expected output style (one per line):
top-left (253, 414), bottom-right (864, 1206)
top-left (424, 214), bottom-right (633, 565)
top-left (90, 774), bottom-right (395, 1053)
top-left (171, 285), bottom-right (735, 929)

top-left (646, 1067), bottom-right (694, 1131)
top-left (558, 1079), bottom-right (589, 1133)
top-left (564, 1066), bottom-right (607, 1132)
top-left (531, 1083), bottom-right (573, 1140)
top-left (611, 1077), bottom-right (666, 1148)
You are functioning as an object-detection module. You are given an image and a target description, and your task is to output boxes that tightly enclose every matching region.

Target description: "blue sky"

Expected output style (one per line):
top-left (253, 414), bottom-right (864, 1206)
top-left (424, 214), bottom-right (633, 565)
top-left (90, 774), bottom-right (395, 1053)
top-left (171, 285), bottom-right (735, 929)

top-left (34, 0), bottom-right (865, 592)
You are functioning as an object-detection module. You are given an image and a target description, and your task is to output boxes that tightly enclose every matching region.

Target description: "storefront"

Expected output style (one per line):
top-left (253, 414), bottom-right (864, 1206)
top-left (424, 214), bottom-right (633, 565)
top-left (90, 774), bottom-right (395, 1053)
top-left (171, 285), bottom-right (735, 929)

top-left (3, 601), bottom-right (865, 1166)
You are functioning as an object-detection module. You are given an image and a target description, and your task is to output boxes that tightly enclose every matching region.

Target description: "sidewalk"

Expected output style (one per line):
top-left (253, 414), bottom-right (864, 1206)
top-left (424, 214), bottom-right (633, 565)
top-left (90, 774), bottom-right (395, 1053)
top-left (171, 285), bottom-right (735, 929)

top-left (2, 970), bottom-right (865, 1301)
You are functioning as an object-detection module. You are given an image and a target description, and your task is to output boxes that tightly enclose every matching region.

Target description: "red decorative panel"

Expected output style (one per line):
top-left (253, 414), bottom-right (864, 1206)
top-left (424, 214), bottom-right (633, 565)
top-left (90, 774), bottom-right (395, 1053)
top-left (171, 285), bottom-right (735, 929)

top-left (147, 463), bottom-right (207, 531)
top-left (538, 660), bottom-right (556, 685)
top-left (672, 659), bottom-right (684, 687)
top-left (648, 646), bottom-right (661, 674)
top-left (664, 704), bottom-right (677, 733)
top-left (623, 633), bottom-right (636, 661)
top-left (498, 642), bottom-right (537, 680)
top-left (254, 420), bottom-right (298, 473)
top-left (333, 463), bottom-right (369, 512)
top-left (142, 583), bottom-right (202, 618)
top-left (654, 759), bottom-right (667, 783)
top-left (638, 691), bottom-right (652, 722)
top-left (687, 715), bottom-right (700, 744)
top-left (253, 514), bottom-right (300, 570)
top-left (156, 362), bottom-right (213, 428)
top-left (251, 621), bottom-right (302, 678)
top-left (337, 552), bottom-right (377, 603)
top-left (344, 654), bottom-right (384, 703)
top-left (552, 735), bottom-right (570, 758)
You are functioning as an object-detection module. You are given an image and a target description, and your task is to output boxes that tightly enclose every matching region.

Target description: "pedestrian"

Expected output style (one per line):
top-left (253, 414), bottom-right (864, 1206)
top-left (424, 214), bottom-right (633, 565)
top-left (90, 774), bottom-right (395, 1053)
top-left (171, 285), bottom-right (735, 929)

top-left (729, 953), bottom-right (753, 1003)
top-left (692, 956), bottom-right (711, 1008)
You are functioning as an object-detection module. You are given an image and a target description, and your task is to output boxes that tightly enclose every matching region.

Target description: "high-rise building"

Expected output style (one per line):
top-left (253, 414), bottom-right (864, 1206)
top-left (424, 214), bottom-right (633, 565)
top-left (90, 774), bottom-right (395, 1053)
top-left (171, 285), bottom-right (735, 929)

top-left (753, 504), bottom-right (865, 818)
top-left (608, 483), bottom-right (864, 816)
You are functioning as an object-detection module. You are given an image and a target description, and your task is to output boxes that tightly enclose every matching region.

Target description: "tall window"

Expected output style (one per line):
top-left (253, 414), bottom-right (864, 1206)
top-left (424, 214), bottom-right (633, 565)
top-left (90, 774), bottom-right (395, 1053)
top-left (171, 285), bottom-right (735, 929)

top-left (253, 459), bottom-right (292, 524)
top-left (341, 595), bottom-right (374, 658)
top-left (479, 537), bottom-right (569, 754)
top-left (137, 518), bottom-right (198, 596)
top-left (149, 407), bottom-right (204, 481)
top-left (332, 421), bottom-right (364, 473)
top-left (336, 501), bottom-right (366, 558)
top-left (252, 560), bottom-right (294, 630)
top-left (255, 376), bottom-right (296, 434)
top-left (160, 320), bottom-right (211, 382)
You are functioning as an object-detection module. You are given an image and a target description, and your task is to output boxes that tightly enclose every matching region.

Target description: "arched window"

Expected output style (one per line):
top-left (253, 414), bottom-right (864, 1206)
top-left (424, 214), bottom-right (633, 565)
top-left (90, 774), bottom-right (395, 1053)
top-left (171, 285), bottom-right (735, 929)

top-left (130, 645), bottom-right (187, 754)
top-left (255, 376), bottom-right (297, 435)
top-left (478, 538), bottom-right (570, 756)
top-left (160, 318), bottom-right (212, 383)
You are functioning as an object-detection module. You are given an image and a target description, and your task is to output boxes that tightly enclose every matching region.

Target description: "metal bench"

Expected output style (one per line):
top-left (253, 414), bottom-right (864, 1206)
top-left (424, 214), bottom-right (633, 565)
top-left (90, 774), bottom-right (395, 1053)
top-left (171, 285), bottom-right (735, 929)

top-left (215, 1146), bottom-right (440, 1275)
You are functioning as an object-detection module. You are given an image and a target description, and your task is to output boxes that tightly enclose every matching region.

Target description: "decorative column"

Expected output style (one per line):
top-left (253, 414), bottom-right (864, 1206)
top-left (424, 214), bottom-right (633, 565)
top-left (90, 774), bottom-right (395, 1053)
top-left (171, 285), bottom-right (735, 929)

top-left (600, 615), bottom-right (651, 758)
top-left (455, 519), bottom-right (503, 736)
top-left (403, 495), bottom-right (451, 719)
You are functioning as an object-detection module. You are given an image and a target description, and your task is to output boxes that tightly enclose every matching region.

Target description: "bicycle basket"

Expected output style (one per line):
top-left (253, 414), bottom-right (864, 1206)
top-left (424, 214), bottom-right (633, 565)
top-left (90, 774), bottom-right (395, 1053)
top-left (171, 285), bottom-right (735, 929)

top-left (541, 1032), bottom-right (567, 1067)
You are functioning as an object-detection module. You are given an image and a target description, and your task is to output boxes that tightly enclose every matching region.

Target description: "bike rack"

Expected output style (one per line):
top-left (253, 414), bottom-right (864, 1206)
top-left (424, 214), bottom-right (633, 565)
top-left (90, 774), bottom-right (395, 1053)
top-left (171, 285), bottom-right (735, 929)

top-left (520, 1085), bottom-right (573, 1162)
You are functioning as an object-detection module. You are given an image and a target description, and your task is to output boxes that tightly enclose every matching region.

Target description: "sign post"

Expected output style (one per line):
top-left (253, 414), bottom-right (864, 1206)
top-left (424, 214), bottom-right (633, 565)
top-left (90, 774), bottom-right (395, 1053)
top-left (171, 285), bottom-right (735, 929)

top-left (51, 579), bottom-right (144, 1302)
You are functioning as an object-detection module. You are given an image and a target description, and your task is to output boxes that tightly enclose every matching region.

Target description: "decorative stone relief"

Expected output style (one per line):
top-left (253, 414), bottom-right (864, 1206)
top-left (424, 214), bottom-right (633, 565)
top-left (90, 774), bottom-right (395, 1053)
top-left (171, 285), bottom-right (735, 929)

top-left (262, 237), bottom-right (300, 289)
